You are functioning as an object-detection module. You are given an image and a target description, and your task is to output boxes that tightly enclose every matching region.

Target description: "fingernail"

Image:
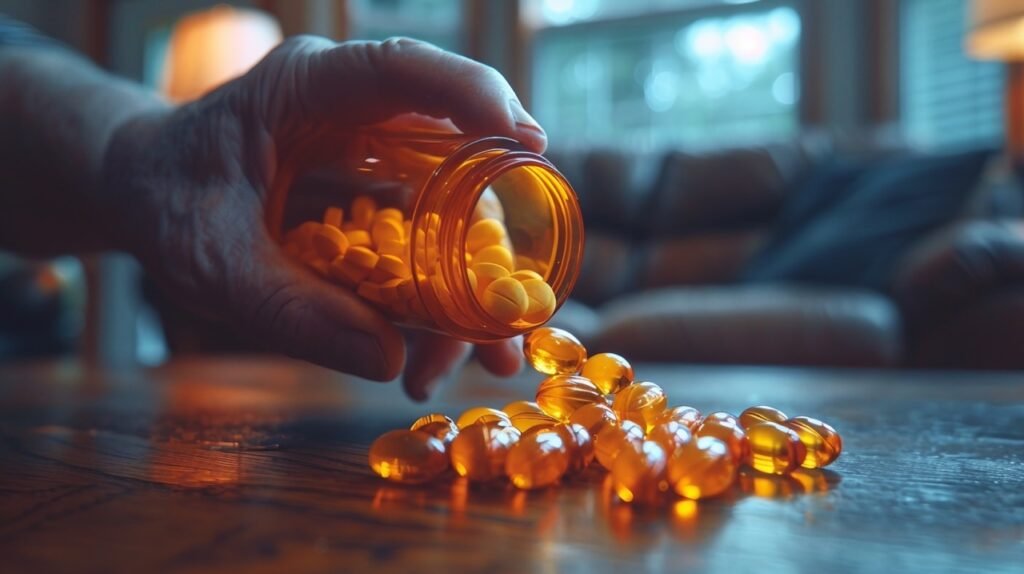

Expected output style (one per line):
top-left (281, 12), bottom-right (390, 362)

top-left (509, 100), bottom-right (547, 140)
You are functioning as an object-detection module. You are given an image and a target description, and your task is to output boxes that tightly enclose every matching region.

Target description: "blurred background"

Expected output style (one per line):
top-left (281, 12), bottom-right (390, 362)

top-left (3, 0), bottom-right (1023, 371)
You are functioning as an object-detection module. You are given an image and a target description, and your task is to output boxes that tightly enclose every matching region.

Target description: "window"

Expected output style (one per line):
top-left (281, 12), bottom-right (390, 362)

top-left (347, 0), bottom-right (464, 53)
top-left (901, 0), bottom-right (1004, 149)
top-left (529, 0), bottom-right (801, 150)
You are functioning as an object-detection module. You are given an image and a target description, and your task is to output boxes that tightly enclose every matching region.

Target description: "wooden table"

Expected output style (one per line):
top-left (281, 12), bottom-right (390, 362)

top-left (1, 357), bottom-right (1022, 573)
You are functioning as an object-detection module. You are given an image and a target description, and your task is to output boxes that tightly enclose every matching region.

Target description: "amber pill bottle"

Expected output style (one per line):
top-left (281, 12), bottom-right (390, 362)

top-left (265, 115), bottom-right (585, 343)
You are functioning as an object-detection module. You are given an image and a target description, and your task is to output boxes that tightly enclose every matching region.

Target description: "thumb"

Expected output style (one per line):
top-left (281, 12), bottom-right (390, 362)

top-left (230, 232), bottom-right (406, 380)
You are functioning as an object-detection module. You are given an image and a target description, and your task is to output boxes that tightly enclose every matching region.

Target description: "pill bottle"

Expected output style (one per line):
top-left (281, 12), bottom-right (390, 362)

top-left (267, 115), bottom-right (584, 343)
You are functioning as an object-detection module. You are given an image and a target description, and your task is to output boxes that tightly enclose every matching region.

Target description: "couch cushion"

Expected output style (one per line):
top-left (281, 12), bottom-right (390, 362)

top-left (590, 285), bottom-right (902, 367)
top-left (638, 231), bottom-right (765, 289)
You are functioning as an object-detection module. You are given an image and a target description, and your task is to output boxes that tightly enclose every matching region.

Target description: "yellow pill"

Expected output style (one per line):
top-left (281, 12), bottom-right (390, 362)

top-left (515, 255), bottom-right (539, 272)
top-left (657, 406), bottom-right (703, 431)
top-left (312, 224), bottom-right (349, 260)
top-left (739, 406), bottom-right (789, 430)
top-left (648, 420), bottom-right (693, 456)
top-left (511, 269), bottom-right (544, 282)
top-left (612, 440), bottom-right (669, 505)
top-left (784, 416), bottom-right (843, 469)
top-left (522, 327), bottom-right (587, 375)
top-left (371, 254), bottom-right (411, 282)
top-left (568, 402), bottom-right (619, 438)
top-left (594, 419), bottom-right (645, 471)
top-left (746, 421), bottom-right (806, 475)
top-left (450, 422), bottom-right (518, 482)
top-left (467, 268), bottom-right (478, 292)
top-left (509, 410), bottom-right (559, 433)
top-left (580, 352), bottom-right (634, 394)
top-left (323, 206), bottom-right (343, 228)
top-left (535, 374), bottom-right (603, 421)
top-left (344, 246), bottom-right (380, 270)
top-left (520, 278), bottom-right (557, 324)
top-left (505, 429), bottom-right (568, 490)
top-left (479, 276), bottom-right (528, 323)
top-left (410, 413), bottom-right (456, 431)
top-left (285, 221), bottom-right (321, 251)
top-left (471, 262), bottom-right (510, 293)
top-left (356, 282), bottom-right (386, 305)
top-left (473, 245), bottom-right (514, 271)
top-left (466, 218), bottom-right (507, 254)
top-left (612, 381), bottom-right (668, 433)
top-left (551, 423), bottom-right (595, 473)
top-left (345, 229), bottom-right (372, 248)
top-left (378, 239), bottom-right (406, 257)
top-left (371, 217), bottom-right (405, 247)
top-left (375, 207), bottom-right (404, 222)
top-left (502, 400), bottom-right (545, 418)
top-left (456, 406), bottom-right (510, 429)
top-left (368, 429), bottom-right (449, 484)
top-left (329, 257), bottom-right (369, 286)
top-left (667, 436), bottom-right (737, 500)
top-left (351, 196), bottom-right (377, 229)
top-left (415, 420), bottom-right (459, 447)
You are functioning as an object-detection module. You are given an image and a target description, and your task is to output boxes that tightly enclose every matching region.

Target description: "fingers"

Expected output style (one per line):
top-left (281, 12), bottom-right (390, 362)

top-left (264, 36), bottom-right (546, 152)
top-left (233, 231), bottom-right (406, 380)
top-left (403, 332), bottom-right (473, 401)
top-left (476, 336), bottom-right (524, 377)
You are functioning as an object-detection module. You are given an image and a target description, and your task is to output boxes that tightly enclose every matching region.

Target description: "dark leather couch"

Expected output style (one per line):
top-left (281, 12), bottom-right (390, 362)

top-left (545, 135), bottom-right (1024, 370)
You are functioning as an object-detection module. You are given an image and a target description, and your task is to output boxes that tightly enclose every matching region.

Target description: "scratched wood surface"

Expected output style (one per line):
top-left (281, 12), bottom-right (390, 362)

top-left (0, 357), bottom-right (1022, 573)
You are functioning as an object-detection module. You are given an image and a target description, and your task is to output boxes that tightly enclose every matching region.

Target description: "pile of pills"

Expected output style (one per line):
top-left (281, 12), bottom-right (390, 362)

top-left (369, 327), bottom-right (842, 503)
top-left (281, 196), bottom-right (557, 325)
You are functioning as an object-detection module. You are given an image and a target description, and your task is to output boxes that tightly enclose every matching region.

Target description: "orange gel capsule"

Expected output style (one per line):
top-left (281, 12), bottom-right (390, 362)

top-left (415, 420), bottom-right (459, 447)
top-left (505, 430), bottom-right (570, 489)
top-left (502, 400), bottom-right (545, 418)
top-left (535, 375), bottom-right (603, 421)
top-left (746, 421), bottom-right (806, 475)
top-left (695, 418), bottom-right (749, 463)
top-left (568, 402), bottom-right (619, 438)
top-left (612, 381), bottom-right (668, 432)
top-left (580, 352), bottom-right (634, 394)
top-left (551, 423), bottom-right (595, 473)
top-left (738, 406), bottom-right (788, 430)
top-left (523, 327), bottom-right (587, 375)
top-left (611, 440), bottom-right (669, 505)
top-left (369, 430), bottom-right (449, 484)
top-left (657, 405), bottom-right (702, 431)
top-left (410, 413), bottom-right (456, 431)
top-left (456, 406), bottom-right (511, 429)
top-left (703, 411), bottom-right (740, 427)
top-left (667, 436), bottom-right (737, 499)
top-left (450, 423), bottom-right (519, 481)
top-left (510, 410), bottom-right (559, 433)
top-left (594, 419), bottom-right (645, 471)
top-left (647, 420), bottom-right (693, 456)
top-left (784, 416), bottom-right (843, 468)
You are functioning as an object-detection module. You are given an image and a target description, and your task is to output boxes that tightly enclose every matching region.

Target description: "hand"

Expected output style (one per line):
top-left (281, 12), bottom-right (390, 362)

top-left (101, 36), bottom-right (545, 396)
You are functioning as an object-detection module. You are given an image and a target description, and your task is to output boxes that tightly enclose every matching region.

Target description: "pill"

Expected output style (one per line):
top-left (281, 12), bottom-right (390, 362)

top-left (345, 229), bottom-right (373, 248)
top-left (502, 400), bottom-right (544, 418)
top-left (378, 239), bottom-right (406, 257)
top-left (509, 410), bottom-right (559, 433)
top-left (568, 402), bottom-right (619, 438)
top-left (551, 423), bottom-right (595, 473)
top-left (505, 430), bottom-right (569, 489)
top-left (285, 221), bottom-right (321, 252)
top-left (739, 406), bottom-right (789, 430)
top-left (594, 419), bottom-right (645, 471)
top-left (784, 416), bottom-right (842, 468)
top-left (449, 422), bottom-right (518, 481)
top-left (356, 282), bottom-right (386, 305)
top-left (323, 206), bottom-right (343, 228)
top-left (520, 278), bottom-right (557, 323)
top-left (312, 224), bottom-right (349, 260)
top-left (515, 255), bottom-right (539, 272)
top-left (746, 421), bottom-right (806, 475)
top-left (414, 421), bottom-right (460, 447)
top-left (580, 352), bottom-right (634, 394)
top-left (523, 327), bottom-right (587, 375)
top-left (667, 436), bottom-right (737, 499)
top-left (466, 268), bottom-right (478, 292)
top-left (647, 420), bottom-right (693, 455)
top-left (379, 277), bottom-right (404, 304)
top-left (535, 374), bottom-right (603, 421)
top-left (479, 276), bottom-right (529, 323)
top-left (703, 411), bottom-right (740, 427)
top-left (612, 440), bottom-right (669, 505)
top-left (473, 245), bottom-right (514, 271)
top-left (471, 262), bottom-right (510, 293)
top-left (510, 269), bottom-right (544, 282)
top-left (368, 429), bottom-right (449, 484)
top-left (466, 218), bottom-right (507, 254)
top-left (411, 413), bottom-right (456, 430)
top-left (694, 418), bottom-right (749, 463)
top-left (371, 217), bottom-right (405, 246)
top-left (612, 381), bottom-right (668, 433)
top-left (657, 406), bottom-right (703, 431)
top-left (351, 196), bottom-right (377, 229)
top-left (307, 259), bottom-right (329, 277)
top-left (344, 246), bottom-right (380, 270)
top-left (375, 207), bottom-right (404, 222)
top-left (371, 254), bottom-right (411, 282)
top-left (329, 257), bottom-right (370, 286)
top-left (456, 406), bottom-right (511, 429)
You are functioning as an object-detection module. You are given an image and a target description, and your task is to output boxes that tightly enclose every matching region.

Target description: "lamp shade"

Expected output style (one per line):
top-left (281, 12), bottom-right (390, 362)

top-left (967, 0), bottom-right (1024, 60)
top-left (161, 5), bottom-right (282, 102)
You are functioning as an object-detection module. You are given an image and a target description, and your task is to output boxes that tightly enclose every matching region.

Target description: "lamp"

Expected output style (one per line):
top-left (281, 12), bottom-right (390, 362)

top-left (968, 0), bottom-right (1024, 159)
top-left (161, 5), bottom-right (282, 103)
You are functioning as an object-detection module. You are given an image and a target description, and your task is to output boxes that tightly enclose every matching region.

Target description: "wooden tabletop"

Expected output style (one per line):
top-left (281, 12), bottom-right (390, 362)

top-left (0, 357), bottom-right (1022, 573)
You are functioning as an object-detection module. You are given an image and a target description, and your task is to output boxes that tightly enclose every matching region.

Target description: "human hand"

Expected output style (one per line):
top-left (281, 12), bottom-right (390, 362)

top-left (101, 36), bottom-right (546, 396)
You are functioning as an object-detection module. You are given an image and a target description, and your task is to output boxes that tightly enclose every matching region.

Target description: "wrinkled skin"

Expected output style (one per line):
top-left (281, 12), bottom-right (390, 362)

top-left (100, 37), bottom-right (547, 398)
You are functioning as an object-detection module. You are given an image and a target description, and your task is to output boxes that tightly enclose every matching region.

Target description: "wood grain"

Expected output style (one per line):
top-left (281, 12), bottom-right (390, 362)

top-left (1, 358), bottom-right (1022, 573)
